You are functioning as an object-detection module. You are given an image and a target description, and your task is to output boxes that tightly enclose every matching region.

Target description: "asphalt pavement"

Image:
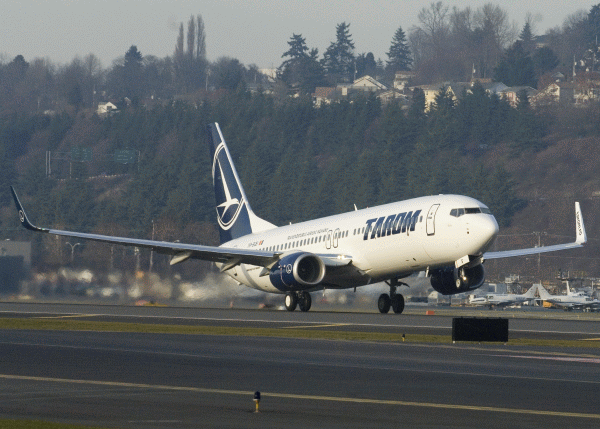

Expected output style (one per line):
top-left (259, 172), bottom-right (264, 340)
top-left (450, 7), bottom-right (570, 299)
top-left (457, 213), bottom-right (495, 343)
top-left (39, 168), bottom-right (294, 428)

top-left (0, 303), bottom-right (599, 428)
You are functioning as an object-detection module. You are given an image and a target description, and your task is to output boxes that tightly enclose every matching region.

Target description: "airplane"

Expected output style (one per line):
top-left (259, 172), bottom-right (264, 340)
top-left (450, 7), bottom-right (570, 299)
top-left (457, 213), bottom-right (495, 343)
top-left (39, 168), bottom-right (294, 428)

top-left (564, 281), bottom-right (593, 298)
top-left (10, 122), bottom-right (589, 314)
top-left (537, 283), bottom-right (600, 311)
top-left (468, 284), bottom-right (538, 309)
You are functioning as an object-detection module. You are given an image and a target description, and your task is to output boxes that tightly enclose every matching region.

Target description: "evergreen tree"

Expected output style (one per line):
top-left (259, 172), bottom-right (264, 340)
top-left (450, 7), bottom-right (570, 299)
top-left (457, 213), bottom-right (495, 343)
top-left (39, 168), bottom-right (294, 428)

top-left (511, 89), bottom-right (545, 151)
top-left (279, 34), bottom-right (309, 88)
top-left (427, 87), bottom-right (459, 149)
top-left (303, 48), bottom-right (327, 93)
top-left (322, 22), bottom-right (355, 83)
top-left (533, 46), bottom-right (559, 77)
top-left (124, 46), bottom-right (145, 102)
top-left (386, 26), bottom-right (413, 73)
top-left (457, 82), bottom-right (490, 146)
top-left (279, 35), bottom-right (326, 94)
top-left (519, 21), bottom-right (535, 53)
top-left (355, 53), bottom-right (377, 78)
top-left (587, 4), bottom-right (600, 45)
top-left (494, 41), bottom-right (536, 88)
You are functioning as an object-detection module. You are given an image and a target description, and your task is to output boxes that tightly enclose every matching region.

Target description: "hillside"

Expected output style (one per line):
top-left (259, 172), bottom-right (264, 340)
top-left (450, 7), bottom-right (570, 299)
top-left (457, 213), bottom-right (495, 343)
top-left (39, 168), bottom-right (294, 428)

top-left (482, 135), bottom-right (600, 282)
top-left (1, 94), bottom-right (599, 285)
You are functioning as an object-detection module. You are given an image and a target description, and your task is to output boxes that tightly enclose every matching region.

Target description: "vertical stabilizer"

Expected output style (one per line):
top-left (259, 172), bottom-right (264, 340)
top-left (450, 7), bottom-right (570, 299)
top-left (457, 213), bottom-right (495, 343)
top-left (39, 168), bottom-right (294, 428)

top-left (207, 123), bottom-right (275, 244)
top-left (524, 284), bottom-right (538, 299)
top-left (536, 284), bottom-right (551, 300)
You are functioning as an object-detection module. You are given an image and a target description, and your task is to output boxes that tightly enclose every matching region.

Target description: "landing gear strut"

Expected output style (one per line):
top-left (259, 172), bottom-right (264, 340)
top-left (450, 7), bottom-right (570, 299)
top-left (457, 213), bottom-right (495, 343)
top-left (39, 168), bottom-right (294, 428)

top-left (378, 281), bottom-right (406, 314)
top-left (285, 291), bottom-right (312, 312)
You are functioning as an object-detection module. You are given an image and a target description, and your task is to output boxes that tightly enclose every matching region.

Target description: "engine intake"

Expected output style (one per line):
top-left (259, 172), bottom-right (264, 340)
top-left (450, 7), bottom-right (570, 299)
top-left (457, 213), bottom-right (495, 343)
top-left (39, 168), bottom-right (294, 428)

top-left (269, 252), bottom-right (326, 291)
top-left (430, 264), bottom-right (485, 295)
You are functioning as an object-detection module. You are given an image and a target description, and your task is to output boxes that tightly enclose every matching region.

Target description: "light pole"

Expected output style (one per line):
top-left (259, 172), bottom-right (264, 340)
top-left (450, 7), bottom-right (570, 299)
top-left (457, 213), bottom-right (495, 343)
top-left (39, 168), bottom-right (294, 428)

top-left (532, 232), bottom-right (546, 276)
top-left (65, 242), bottom-right (81, 264)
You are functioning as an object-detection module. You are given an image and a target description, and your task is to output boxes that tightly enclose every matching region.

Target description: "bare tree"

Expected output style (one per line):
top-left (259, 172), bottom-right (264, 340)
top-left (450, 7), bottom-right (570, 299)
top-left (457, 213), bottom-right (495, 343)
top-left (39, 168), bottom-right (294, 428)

top-left (474, 3), bottom-right (517, 50)
top-left (415, 1), bottom-right (451, 60)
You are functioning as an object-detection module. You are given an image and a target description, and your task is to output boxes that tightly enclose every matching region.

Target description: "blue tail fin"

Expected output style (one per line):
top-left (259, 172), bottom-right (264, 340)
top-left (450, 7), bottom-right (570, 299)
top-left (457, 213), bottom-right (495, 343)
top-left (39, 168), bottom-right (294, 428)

top-left (207, 123), bottom-right (275, 244)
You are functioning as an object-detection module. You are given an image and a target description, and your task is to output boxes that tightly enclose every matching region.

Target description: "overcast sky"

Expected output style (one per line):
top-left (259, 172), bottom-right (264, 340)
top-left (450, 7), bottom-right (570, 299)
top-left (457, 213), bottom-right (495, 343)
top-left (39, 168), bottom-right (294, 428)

top-left (2, 0), bottom-right (598, 69)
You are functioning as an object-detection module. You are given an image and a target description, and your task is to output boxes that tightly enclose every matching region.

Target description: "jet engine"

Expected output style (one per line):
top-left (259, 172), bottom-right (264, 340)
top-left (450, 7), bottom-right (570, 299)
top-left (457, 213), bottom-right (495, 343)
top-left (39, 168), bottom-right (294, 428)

top-left (269, 252), bottom-right (326, 291)
top-left (430, 264), bottom-right (485, 295)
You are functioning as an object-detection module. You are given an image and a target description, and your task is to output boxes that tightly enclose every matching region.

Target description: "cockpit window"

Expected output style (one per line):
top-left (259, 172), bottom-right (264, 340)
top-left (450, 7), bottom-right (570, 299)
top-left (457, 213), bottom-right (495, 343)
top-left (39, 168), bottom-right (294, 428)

top-left (450, 207), bottom-right (491, 217)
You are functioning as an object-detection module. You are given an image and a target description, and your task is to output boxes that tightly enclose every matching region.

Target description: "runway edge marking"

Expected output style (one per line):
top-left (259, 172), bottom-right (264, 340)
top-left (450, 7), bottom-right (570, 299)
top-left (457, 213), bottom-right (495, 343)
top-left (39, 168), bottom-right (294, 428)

top-left (1, 373), bottom-right (599, 420)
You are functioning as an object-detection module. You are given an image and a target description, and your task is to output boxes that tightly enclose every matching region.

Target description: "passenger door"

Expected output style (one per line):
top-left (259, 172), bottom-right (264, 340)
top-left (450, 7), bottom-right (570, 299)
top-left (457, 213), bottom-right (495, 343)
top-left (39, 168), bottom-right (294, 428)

top-left (426, 204), bottom-right (440, 236)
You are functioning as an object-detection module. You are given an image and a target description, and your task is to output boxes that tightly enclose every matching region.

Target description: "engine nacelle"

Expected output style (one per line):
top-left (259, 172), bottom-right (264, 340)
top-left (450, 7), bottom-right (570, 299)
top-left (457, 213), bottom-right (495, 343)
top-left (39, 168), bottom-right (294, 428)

top-left (269, 252), bottom-right (326, 292)
top-left (430, 264), bottom-right (485, 295)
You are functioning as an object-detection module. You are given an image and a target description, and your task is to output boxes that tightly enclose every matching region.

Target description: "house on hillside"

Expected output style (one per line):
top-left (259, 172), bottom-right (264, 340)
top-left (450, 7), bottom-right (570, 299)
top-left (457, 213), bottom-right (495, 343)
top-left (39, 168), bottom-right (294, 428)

top-left (533, 82), bottom-right (574, 106)
top-left (574, 72), bottom-right (600, 104)
top-left (414, 80), bottom-right (510, 111)
top-left (414, 82), bottom-right (470, 111)
top-left (313, 75), bottom-right (390, 105)
top-left (499, 86), bottom-right (539, 107)
top-left (97, 102), bottom-right (118, 117)
top-left (377, 89), bottom-right (410, 106)
top-left (350, 75), bottom-right (388, 92)
top-left (313, 87), bottom-right (337, 106)
top-left (477, 80), bottom-right (508, 94)
top-left (393, 71), bottom-right (415, 91)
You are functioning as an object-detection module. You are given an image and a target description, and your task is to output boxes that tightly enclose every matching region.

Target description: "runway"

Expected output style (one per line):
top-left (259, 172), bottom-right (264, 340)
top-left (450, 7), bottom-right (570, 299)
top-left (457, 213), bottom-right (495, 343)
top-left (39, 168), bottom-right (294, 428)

top-left (1, 302), bottom-right (600, 341)
top-left (0, 303), bottom-right (600, 428)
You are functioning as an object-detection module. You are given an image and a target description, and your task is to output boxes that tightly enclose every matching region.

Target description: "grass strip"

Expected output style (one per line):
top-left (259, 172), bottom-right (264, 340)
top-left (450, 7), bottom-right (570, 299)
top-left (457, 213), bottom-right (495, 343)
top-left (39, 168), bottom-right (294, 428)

top-left (0, 317), bottom-right (598, 348)
top-left (0, 419), bottom-right (111, 428)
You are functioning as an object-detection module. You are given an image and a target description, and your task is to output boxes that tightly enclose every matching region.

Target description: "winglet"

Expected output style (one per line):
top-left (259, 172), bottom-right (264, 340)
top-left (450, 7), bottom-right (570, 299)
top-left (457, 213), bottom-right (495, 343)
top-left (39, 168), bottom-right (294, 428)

top-left (575, 202), bottom-right (587, 245)
top-left (10, 186), bottom-right (48, 233)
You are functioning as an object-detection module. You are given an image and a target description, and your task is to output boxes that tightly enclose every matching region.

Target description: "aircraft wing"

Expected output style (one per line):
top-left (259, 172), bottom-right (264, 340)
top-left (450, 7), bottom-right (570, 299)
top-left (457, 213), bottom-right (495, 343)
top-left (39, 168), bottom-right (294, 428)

top-left (11, 187), bottom-right (352, 270)
top-left (484, 202), bottom-right (587, 260)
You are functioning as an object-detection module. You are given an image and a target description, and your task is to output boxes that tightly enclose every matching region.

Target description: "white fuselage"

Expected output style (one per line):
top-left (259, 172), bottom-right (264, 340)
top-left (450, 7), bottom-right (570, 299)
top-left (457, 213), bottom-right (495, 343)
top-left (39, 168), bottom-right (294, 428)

top-left (218, 194), bottom-right (499, 294)
top-left (470, 294), bottom-right (529, 306)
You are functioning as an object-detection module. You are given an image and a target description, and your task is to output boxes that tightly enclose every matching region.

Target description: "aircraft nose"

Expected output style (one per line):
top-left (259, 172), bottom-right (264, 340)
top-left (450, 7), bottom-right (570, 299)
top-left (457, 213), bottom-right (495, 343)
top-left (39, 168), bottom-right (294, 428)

top-left (474, 215), bottom-right (499, 252)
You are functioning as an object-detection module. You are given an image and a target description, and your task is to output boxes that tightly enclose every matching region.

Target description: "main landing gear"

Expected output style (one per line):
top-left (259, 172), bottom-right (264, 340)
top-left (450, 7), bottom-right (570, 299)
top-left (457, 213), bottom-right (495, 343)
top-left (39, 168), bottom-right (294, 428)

top-left (378, 282), bottom-right (405, 314)
top-left (285, 291), bottom-right (312, 312)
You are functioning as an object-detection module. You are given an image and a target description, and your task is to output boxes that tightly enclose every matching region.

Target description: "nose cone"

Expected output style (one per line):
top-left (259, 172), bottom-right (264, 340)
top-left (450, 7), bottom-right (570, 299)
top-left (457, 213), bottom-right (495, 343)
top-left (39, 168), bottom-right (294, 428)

top-left (472, 215), bottom-right (499, 253)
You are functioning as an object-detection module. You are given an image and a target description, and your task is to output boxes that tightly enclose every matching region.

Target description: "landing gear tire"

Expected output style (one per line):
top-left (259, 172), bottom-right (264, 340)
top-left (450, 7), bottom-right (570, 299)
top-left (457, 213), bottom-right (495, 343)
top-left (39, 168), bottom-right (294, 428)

top-left (298, 292), bottom-right (312, 312)
top-left (378, 294), bottom-right (391, 313)
top-left (285, 293), bottom-right (298, 311)
top-left (391, 294), bottom-right (405, 314)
